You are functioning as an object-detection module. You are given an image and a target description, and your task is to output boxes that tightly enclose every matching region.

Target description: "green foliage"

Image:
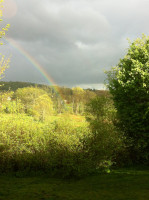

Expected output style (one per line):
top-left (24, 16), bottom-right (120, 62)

top-left (85, 95), bottom-right (117, 125)
top-left (0, 112), bottom-right (125, 177)
top-left (72, 87), bottom-right (85, 114)
top-left (0, 0), bottom-right (10, 80)
top-left (106, 34), bottom-right (149, 163)
top-left (0, 81), bottom-right (100, 115)
top-left (14, 87), bottom-right (46, 105)
top-left (0, 91), bottom-right (25, 114)
top-left (14, 87), bottom-right (53, 120)
top-left (0, 81), bottom-right (41, 91)
top-left (85, 96), bottom-right (125, 168)
top-left (4, 99), bottom-right (24, 114)
top-left (30, 94), bottom-right (53, 121)
top-left (0, 113), bottom-right (88, 176)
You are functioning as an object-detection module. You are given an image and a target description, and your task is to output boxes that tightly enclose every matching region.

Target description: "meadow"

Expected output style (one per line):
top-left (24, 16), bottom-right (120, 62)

top-left (0, 168), bottom-right (149, 200)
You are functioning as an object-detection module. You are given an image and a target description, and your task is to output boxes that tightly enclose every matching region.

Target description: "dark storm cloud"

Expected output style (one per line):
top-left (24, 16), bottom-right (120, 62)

top-left (2, 0), bottom-right (149, 89)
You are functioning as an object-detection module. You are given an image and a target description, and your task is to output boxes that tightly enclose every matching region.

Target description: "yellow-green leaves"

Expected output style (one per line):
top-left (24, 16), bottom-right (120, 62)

top-left (0, 0), bottom-right (10, 79)
top-left (0, 56), bottom-right (10, 79)
top-left (14, 87), bottom-right (54, 121)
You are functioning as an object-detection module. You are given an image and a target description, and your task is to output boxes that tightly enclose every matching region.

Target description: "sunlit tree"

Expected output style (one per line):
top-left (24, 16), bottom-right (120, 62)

top-left (14, 87), bottom-right (53, 120)
top-left (0, 0), bottom-right (10, 79)
top-left (32, 94), bottom-right (53, 121)
top-left (72, 87), bottom-right (85, 114)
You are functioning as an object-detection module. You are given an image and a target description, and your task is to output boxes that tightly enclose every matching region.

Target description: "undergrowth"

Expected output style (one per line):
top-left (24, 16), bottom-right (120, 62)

top-left (0, 113), bottom-right (124, 177)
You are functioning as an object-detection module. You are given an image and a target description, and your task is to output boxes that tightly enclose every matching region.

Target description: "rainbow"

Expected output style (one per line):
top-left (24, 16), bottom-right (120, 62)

top-left (6, 37), bottom-right (57, 86)
top-left (5, 37), bottom-right (63, 98)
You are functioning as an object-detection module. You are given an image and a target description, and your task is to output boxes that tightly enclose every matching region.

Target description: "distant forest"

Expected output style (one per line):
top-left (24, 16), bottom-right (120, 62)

top-left (0, 81), bottom-right (109, 116)
top-left (0, 81), bottom-right (107, 94)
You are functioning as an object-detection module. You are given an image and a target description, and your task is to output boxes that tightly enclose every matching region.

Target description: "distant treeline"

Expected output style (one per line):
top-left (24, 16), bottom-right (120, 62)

top-left (0, 81), bottom-right (107, 94)
top-left (0, 81), bottom-right (109, 116)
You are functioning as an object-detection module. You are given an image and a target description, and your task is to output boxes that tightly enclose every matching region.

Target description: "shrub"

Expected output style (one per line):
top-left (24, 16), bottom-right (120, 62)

top-left (0, 114), bottom-right (91, 177)
top-left (85, 96), bottom-right (125, 168)
top-left (0, 112), bottom-right (125, 177)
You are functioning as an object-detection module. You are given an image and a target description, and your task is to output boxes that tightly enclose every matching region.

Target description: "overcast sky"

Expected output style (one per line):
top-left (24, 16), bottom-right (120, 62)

top-left (1, 0), bottom-right (149, 89)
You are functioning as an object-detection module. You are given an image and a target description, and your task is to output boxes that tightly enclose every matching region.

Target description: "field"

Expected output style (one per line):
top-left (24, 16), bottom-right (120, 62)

top-left (0, 169), bottom-right (149, 200)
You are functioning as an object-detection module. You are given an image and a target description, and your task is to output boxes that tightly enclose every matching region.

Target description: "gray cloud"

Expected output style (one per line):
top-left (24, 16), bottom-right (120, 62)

top-left (1, 0), bottom-right (149, 89)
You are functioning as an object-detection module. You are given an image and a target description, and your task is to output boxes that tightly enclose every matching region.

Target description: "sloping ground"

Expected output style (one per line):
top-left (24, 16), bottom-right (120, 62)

top-left (0, 169), bottom-right (149, 200)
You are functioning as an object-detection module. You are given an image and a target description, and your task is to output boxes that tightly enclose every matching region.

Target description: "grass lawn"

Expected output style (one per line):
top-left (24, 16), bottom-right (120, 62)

top-left (0, 169), bottom-right (149, 200)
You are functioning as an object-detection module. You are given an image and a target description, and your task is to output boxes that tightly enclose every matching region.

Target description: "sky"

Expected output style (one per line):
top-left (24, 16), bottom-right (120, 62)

top-left (1, 0), bottom-right (149, 89)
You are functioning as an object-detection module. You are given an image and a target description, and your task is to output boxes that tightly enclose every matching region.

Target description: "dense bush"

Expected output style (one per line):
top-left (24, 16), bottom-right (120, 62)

top-left (0, 114), bottom-right (91, 176)
top-left (85, 96), bottom-right (125, 168)
top-left (0, 112), bottom-right (124, 177)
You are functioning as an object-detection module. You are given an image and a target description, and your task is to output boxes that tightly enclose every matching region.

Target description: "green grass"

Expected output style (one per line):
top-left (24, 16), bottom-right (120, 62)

top-left (0, 169), bottom-right (149, 200)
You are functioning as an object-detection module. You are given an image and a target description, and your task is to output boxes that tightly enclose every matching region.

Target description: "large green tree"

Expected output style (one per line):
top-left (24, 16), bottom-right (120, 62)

top-left (106, 34), bottom-right (149, 163)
